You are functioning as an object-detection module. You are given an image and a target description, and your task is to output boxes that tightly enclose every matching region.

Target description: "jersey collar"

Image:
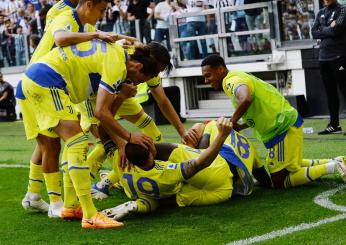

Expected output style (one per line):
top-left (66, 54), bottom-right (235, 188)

top-left (72, 9), bottom-right (84, 32)
top-left (64, 0), bottom-right (76, 8)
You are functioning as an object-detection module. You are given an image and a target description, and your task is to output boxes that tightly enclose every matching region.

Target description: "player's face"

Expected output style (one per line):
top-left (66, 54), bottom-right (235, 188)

top-left (323, 0), bottom-right (337, 6)
top-left (86, 0), bottom-right (108, 25)
top-left (202, 65), bottom-right (223, 90)
top-left (126, 60), bottom-right (155, 84)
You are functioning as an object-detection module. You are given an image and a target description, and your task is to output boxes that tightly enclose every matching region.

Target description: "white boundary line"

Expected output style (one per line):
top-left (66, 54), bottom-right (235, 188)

top-left (0, 164), bottom-right (29, 168)
top-left (227, 185), bottom-right (346, 245)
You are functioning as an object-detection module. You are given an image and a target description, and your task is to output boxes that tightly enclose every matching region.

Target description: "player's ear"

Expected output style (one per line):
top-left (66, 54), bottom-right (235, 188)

top-left (133, 62), bottom-right (143, 71)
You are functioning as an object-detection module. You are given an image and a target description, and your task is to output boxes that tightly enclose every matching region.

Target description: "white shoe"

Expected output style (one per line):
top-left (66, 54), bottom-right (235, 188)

top-left (22, 192), bottom-right (49, 212)
top-left (48, 200), bottom-right (64, 218)
top-left (102, 201), bottom-right (138, 220)
top-left (334, 156), bottom-right (346, 164)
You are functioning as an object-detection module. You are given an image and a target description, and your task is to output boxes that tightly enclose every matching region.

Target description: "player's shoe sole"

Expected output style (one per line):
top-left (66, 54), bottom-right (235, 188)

top-left (21, 195), bottom-right (49, 212)
top-left (61, 206), bottom-right (83, 220)
top-left (82, 212), bottom-right (124, 229)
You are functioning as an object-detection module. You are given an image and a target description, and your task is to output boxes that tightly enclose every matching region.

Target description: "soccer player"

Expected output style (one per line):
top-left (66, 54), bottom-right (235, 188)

top-left (184, 120), bottom-right (272, 193)
top-left (102, 117), bottom-right (234, 220)
top-left (17, 41), bottom-right (163, 228)
top-left (20, 0), bottom-right (136, 217)
top-left (200, 54), bottom-right (346, 189)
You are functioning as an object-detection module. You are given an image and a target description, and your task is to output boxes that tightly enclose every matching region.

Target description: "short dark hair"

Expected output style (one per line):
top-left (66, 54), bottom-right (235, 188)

top-left (147, 42), bottom-right (173, 75)
top-left (125, 143), bottom-right (149, 167)
top-left (130, 45), bottom-right (161, 78)
top-left (201, 54), bottom-right (226, 68)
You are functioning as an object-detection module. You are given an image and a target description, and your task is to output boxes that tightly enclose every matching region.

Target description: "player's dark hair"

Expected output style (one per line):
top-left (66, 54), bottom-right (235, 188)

top-left (147, 42), bottom-right (173, 75)
top-left (201, 54), bottom-right (226, 68)
top-left (125, 143), bottom-right (149, 167)
top-left (131, 45), bottom-right (161, 78)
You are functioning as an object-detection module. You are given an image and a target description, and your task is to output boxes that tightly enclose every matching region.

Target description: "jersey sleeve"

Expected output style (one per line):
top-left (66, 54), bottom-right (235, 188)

top-left (99, 45), bottom-right (127, 94)
top-left (146, 76), bottom-right (161, 88)
top-left (223, 76), bottom-right (254, 98)
top-left (50, 14), bottom-right (74, 36)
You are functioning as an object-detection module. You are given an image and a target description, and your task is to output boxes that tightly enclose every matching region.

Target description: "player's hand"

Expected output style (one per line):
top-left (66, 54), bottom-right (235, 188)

top-left (331, 20), bottom-right (336, 27)
top-left (129, 132), bottom-right (154, 149)
top-left (118, 82), bottom-right (137, 99)
top-left (97, 31), bottom-right (118, 43)
top-left (217, 117), bottom-right (233, 137)
top-left (181, 129), bottom-right (199, 148)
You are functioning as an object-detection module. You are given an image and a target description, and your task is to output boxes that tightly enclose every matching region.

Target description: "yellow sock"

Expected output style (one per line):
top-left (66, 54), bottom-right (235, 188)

top-left (28, 161), bottom-right (44, 194)
top-left (301, 159), bottom-right (330, 167)
top-left (87, 139), bottom-right (106, 179)
top-left (135, 113), bottom-right (163, 142)
top-left (285, 165), bottom-right (328, 188)
top-left (135, 198), bottom-right (159, 213)
top-left (43, 172), bottom-right (62, 202)
top-left (61, 145), bottom-right (79, 209)
top-left (66, 132), bottom-right (97, 218)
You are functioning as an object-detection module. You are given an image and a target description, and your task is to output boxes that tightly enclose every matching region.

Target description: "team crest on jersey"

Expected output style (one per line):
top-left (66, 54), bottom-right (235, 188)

top-left (246, 119), bottom-right (255, 127)
top-left (167, 163), bottom-right (177, 170)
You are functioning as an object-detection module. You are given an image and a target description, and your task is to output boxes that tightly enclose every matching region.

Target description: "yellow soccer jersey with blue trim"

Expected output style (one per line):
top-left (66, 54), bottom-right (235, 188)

top-left (113, 160), bottom-right (185, 200)
top-left (203, 120), bottom-right (255, 174)
top-left (45, 0), bottom-right (77, 31)
top-left (31, 9), bottom-right (96, 63)
top-left (25, 41), bottom-right (127, 104)
top-left (168, 144), bottom-right (233, 190)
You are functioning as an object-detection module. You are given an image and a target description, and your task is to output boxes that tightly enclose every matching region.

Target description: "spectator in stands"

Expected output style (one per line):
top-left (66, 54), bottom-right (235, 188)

top-left (127, 0), bottom-right (152, 43)
top-left (154, 0), bottom-right (173, 51)
top-left (26, 3), bottom-right (37, 20)
top-left (13, 25), bottom-right (26, 66)
top-left (112, 0), bottom-right (129, 35)
top-left (311, 0), bottom-right (346, 135)
top-left (0, 72), bottom-right (15, 110)
top-left (185, 0), bottom-right (208, 59)
top-left (17, 8), bottom-right (30, 35)
top-left (29, 7), bottom-right (47, 36)
top-left (2, 18), bottom-right (16, 66)
top-left (39, 0), bottom-right (52, 12)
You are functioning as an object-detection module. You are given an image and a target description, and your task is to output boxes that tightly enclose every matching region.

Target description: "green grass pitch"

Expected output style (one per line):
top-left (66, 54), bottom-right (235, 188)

top-left (0, 119), bottom-right (346, 245)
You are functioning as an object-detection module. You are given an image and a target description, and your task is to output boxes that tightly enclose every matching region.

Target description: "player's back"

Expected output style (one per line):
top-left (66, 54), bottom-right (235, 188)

top-left (113, 159), bottom-right (185, 201)
top-left (168, 144), bottom-right (233, 190)
top-left (25, 41), bottom-right (127, 104)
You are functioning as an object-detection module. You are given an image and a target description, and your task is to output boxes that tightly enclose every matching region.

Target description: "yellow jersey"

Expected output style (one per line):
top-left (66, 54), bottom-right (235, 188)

top-left (45, 0), bottom-right (77, 31)
top-left (24, 40), bottom-right (127, 104)
top-left (31, 9), bottom-right (96, 63)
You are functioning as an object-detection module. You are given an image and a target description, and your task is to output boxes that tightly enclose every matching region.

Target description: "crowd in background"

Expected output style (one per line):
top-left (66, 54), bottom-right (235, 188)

top-left (0, 0), bottom-right (326, 67)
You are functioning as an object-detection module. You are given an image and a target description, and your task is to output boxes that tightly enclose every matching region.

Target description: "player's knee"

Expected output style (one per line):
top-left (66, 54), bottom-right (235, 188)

top-left (271, 169), bottom-right (289, 189)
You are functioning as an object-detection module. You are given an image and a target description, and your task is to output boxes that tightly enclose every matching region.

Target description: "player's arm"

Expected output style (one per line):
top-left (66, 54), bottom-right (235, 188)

top-left (231, 84), bottom-right (252, 131)
top-left (54, 31), bottom-right (119, 47)
top-left (150, 84), bottom-right (198, 146)
top-left (95, 88), bottom-right (152, 148)
top-left (181, 117), bottom-right (232, 179)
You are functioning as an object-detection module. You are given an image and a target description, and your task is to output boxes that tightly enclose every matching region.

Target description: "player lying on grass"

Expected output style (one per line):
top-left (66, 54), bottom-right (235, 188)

top-left (200, 54), bottom-right (346, 189)
top-left (102, 117), bottom-right (235, 220)
top-left (16, 40), bottom-right (165, 228)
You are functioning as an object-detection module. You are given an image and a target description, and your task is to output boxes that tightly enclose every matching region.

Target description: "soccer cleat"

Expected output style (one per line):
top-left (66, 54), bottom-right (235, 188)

top-left (91, 182), bottom-right (109, 200)
top-left (82, 212), bottom-right (124, 229)
top-left (334, 161), bottom-right (346, 183)
top-left (318, 125), bottom-right (342, 135)
top-left (48, 200), bottom-right (64, 218)
top-left (61, 206), bottom-right (83, 220)
top-left (21, 192), bottom-right (49, 212)
top-left (102, 201), bottom-right (138, 220)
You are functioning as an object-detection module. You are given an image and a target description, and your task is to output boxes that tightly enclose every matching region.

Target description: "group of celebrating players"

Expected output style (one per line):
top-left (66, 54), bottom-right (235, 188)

top-left (17, 0), bottom-right (346, 229)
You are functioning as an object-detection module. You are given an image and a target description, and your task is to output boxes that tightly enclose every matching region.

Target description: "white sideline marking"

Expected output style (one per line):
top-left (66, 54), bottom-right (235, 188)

top-left (0, 164), bottom-right (29, 168)
top-left (227, 185), bottom-right (346, 245)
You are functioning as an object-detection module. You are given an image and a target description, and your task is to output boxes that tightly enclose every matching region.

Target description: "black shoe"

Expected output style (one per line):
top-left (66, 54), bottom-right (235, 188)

top-left (318, 125), bottom-right (342, 135)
